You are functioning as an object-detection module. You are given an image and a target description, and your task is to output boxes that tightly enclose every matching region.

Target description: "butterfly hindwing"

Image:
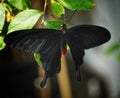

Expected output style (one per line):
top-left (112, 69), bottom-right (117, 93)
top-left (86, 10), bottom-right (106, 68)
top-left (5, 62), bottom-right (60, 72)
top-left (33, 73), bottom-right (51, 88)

top-left (39, 38), bottom-right (62, 88)
top-left (40, 38), bottom-right (62, 74)
top-left (66, 25), bottom-right (111, 49)
top-left (66, 40), bottom-right (85, 81)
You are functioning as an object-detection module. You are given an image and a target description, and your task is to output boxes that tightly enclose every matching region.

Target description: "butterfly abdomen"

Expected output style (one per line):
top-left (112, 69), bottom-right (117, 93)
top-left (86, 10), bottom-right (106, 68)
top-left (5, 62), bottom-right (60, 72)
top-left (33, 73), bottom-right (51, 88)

top-left (61, 36), bottom-right (67, 56)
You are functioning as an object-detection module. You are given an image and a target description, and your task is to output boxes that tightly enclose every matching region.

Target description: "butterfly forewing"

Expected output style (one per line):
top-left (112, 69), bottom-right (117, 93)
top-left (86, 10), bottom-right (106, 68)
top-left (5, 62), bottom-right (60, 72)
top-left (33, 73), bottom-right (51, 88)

top-left (66, 25), bottom-right (111, 49)
top-left (4, 29), bottom-right (62, 53)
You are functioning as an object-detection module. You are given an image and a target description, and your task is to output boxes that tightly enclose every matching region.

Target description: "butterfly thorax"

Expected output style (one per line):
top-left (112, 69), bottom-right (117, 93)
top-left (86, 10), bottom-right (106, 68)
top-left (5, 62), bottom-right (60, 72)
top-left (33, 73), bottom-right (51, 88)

top-left (60, 24), bottom-right (67, 34)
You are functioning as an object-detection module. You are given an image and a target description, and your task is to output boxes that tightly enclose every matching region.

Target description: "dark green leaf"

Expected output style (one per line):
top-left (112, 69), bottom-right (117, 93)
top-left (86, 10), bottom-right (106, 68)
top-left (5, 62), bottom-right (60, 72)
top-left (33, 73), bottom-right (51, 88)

top-left (8, 9), bottom-right (43, 34)
top-left (0, 4), bottom-right (5, 32)
top-left (0, 36), bottom-right (6, 50)
top-left (8, 0), bottom-right (31, 10)
top-left (34, 53), bottom-right (42, 65)
top-left (44, 20), bottom-right (65, 29)
top-left (105, 42), bottom-right (120, 55)
top-left (57, 0), bottom-right (93, 10)
top-left (51, 0), bottom-right (65, 17)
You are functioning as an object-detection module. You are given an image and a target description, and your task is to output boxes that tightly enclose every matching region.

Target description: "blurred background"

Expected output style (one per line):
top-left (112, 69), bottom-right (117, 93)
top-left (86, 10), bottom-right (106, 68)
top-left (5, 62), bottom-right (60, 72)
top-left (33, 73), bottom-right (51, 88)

top-left (0, 0), bottom-right (120, 98)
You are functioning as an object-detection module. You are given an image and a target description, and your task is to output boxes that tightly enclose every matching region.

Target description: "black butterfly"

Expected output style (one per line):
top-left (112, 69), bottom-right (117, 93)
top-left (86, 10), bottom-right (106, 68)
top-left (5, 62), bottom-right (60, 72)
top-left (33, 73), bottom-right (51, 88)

top-left (4, 24), bottom-right (111, 88)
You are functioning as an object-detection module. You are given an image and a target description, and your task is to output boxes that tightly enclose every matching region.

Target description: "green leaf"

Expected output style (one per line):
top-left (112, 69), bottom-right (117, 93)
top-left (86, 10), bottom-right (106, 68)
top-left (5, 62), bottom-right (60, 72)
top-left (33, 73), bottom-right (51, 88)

top-left (116, 54), bottom-right (120, 62)
top-left (8, 9), bottom-right (43, 34)
top-left (2, 3), bottom-right (12, 12)
top-left (105, 42), bottom-right (120, 55)
top-left (57, 0), bottom-right (93, 10)
top-left (0, 36), bottom-right (6, 50)
top-left (44, 20), bottom-right (65, 30)
top-left (8, 0), bottom-right (31, 10)
top-left (34, 53), bottom-right (42, 65)
top-left (51, 0), bottom-right (65, 17)
top-left (0, 4), bottom-right (5, 33)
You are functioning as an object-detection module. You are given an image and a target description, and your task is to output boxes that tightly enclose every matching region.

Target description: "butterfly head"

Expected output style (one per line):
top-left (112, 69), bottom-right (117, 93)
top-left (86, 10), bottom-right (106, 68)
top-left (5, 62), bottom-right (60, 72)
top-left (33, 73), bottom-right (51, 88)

top-left (60, 24), bottom-right (67, 32)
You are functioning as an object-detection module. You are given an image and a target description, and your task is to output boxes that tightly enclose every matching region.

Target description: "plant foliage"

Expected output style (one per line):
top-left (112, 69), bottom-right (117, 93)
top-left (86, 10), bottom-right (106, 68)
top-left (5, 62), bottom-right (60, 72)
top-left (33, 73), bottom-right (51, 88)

top-left (105, 41), bottom-right (120, 62)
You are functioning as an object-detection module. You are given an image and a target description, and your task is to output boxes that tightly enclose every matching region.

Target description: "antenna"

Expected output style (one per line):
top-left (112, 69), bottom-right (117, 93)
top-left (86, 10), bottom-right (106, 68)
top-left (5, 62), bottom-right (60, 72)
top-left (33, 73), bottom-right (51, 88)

top-left (66, 10), bottom-right (77, 23)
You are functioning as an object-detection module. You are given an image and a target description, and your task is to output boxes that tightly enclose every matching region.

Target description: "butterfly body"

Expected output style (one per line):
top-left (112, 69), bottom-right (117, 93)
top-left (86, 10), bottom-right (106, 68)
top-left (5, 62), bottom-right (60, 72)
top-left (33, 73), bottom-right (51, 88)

top-left (4, 24), bottom-right (111, 88)
top-left (60, 24), bottom-right (68, 56)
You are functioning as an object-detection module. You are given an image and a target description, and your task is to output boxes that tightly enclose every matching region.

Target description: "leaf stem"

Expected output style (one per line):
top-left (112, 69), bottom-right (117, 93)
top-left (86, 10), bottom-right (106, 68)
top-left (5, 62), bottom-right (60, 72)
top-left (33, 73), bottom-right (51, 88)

top-left (41, 0), bottom-right (48, 25)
